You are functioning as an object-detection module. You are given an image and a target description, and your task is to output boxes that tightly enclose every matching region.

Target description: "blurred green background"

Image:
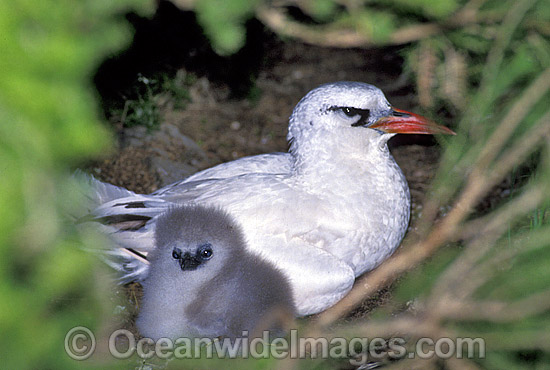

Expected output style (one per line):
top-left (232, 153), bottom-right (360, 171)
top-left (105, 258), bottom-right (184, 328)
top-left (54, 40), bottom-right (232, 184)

top-left (1, 0), bottom-right (549, 369)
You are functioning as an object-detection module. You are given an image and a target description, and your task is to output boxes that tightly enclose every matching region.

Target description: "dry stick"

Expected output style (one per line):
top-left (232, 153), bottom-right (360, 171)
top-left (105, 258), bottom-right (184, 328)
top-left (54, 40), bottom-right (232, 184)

top-left (487, 116), bottom-right (550, 183)
top-left (258, 0), bottom-right (528, 49)
top-left (447, 357), bottom-right (483, 370)
top-left (176, 0), bottom-right (486, 49)
top-left (258, 6), bottom-right (450, 48)
top-left (430, 85), bottom-right (550, 298)
top-left (460, 178), bottom-right (547, 243)
top-left (474, 67), bottom-right (550, 172)
top-left (411, 41), bottom-right (547, 239)
top-left (468, 0), bottom-right (539, 128)
top-left (335, 316), bottom-right (440, 339)
top-left (436, 290), bottom-right (550, 323)
top-left (457, 0), bottom-right (489, 20)
top-left (444, 187), bottom-right (546, 300)
top-left (335, 316), bottom-right (480, 369)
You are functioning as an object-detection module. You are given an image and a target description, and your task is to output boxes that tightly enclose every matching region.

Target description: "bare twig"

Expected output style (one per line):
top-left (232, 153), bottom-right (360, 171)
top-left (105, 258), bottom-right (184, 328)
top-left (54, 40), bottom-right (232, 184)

top-left (417, 42), bottom-right (437, 108)
top-left (257, 6), bottom-right (461, 48)
top-left (334, 316), bottom-right (441, 339)
top-left (435, 290), bottom-right (550, 322)
top-left (478, 0), bottom-right (538, 96)
top-left (475, 67), bottom-right (550, 172)
top-left (449, 214), bottom-right (550, 305)
top-left (447, 357), bottom-right (483, 370)
top-left (461, 183), bottom-right (546, 242)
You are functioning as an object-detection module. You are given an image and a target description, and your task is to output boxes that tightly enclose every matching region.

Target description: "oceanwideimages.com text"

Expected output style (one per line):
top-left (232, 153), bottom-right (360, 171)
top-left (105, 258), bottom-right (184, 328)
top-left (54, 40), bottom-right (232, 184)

top-left (65, 326), bottom-right (485, 364)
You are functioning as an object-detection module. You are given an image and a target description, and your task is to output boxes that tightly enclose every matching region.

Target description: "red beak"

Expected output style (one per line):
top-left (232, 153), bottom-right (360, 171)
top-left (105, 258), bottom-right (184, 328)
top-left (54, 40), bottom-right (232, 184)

top-left (369, 108), bottom-right (456, 135)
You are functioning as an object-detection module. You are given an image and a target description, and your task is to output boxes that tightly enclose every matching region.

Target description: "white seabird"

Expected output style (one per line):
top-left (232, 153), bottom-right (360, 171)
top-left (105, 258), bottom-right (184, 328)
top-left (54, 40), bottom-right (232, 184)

top-left (84, 81), bottom-right (455, 316)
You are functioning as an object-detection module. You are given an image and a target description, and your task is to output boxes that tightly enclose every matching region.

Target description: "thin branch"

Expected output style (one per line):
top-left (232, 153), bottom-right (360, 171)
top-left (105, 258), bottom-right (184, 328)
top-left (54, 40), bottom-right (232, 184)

top-left (460, 184), bottom-right (546, 242)
top-left (435, 291), bottom-right (550, 322)
top-left (447, 357), bottom-right (483, 370)
top-left (475, 67), bottom-right (550, 172)
top-left (459, 0), bottom-right (540, 129)
top-left (453, 215), bottom-right (550, 303)
top-left (333, 316), bottom-right (439, 339)
top-left (257, 6), bottom-right (465, 48)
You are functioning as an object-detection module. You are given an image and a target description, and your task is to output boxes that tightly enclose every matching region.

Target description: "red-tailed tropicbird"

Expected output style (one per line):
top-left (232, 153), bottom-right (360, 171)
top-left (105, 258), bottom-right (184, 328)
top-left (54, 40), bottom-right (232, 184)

top-left (84, 81), bottom-right (455, 316)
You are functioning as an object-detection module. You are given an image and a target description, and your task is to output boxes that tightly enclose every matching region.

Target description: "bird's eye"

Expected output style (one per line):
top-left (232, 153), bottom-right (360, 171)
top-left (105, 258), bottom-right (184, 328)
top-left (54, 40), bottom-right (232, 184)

top-left (341, 107), bottom-right (357, 117)
top-left (172, 248), bottom-right (181, 260)
top-left (197, 243), bottom-right (213, 260)
top-left (328, 106), bottom-right (371, 126)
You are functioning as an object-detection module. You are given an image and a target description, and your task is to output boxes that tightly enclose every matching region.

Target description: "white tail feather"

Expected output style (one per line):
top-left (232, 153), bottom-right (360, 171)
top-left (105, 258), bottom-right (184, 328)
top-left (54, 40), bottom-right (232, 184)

top-left (75, 171), bottom-right (173, 283)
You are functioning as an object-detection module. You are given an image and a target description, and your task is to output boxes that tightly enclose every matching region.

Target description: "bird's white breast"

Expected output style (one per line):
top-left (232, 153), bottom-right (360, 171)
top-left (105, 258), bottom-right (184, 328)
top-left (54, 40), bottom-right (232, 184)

top-left (205, 132), bottom-right (411, 278)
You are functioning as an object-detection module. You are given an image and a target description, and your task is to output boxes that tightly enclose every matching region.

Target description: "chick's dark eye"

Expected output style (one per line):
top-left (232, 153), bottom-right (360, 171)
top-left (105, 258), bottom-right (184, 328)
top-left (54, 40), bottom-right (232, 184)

top-left (172, 248), bottom-right (181, 260)
top-left (198, 243), bottom-right (213, 260)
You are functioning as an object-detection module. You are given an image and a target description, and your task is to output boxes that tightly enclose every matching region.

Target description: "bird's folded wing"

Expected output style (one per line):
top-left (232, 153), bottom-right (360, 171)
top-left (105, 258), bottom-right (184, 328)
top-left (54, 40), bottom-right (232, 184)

top-left (152, 152), bottom-right (291, 196)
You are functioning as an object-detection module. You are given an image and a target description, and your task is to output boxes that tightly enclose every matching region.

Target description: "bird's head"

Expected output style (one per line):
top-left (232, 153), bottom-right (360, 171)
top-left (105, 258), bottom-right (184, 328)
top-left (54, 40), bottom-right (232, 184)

top-left (287, 81), bottom-right (455, 154)
top-left (152, 205), bottom-right (246, 276)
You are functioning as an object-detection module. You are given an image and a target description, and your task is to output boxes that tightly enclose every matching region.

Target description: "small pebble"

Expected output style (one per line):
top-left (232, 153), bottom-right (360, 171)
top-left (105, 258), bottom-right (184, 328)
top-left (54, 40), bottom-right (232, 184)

top-left (230, 121), bottom-right (241, 130)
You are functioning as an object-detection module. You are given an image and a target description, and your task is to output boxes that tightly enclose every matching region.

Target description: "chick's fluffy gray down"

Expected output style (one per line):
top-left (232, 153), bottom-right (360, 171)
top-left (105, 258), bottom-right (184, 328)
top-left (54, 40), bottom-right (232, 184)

top-left (137, 205), bottom-right (295, 340)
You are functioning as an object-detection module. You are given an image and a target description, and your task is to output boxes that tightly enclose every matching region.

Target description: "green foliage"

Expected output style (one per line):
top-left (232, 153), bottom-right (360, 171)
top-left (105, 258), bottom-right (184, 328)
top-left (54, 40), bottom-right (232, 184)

top-left (162, 72), bottom-right (194, 110)
top-left (407, 24), bottom-right (550, 362)
top-left (408, 0), bottom-right (549, 112)
top-left (120, 73), bottom-right (192, 130)
top-left (0, 0), bottom-right (153, 369)
top-left (475, 231), bottom-right (550, 301)
top-left (392, 246), bottom-right (462, 303)
top-left (195, 0), bottom-right (260, 55)
top-left (122, 74), bottom-right (161, 130)
top-left (352, 10), bottom-right (397, 43)
top-left (309, 0), bottom-right (339, 22)
top-left (385, 0), bottom-right (460, 19)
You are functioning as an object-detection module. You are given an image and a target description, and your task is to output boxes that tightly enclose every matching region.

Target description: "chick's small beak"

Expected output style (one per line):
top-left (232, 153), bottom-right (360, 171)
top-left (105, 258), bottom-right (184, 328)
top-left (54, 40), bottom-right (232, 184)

top-left (179, 252), bottom-right (202, 271)
top-left (370, 108), bottom-right (456, 135)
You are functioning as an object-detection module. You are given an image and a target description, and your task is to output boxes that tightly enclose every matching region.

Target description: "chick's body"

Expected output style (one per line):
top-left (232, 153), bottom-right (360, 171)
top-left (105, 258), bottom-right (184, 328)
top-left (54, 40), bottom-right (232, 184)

top-left (136, 205), bottom-right (295, 340)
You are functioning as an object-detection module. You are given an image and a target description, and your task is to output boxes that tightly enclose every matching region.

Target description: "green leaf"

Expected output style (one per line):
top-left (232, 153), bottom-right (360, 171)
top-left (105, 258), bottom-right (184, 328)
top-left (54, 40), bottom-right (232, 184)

top-left (195, 0), bottom-right (259, 55)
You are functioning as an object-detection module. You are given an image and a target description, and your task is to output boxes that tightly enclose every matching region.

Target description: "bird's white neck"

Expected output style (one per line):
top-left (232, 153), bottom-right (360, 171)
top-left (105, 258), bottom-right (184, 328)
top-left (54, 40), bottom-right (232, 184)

top-left (290, 127), bottom-right (397, 184)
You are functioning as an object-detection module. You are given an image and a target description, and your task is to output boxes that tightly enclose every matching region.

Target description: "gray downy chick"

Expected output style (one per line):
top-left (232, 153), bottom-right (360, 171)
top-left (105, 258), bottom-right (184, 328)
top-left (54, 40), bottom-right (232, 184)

top-left (136, 205), bottom-right (296, 341)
